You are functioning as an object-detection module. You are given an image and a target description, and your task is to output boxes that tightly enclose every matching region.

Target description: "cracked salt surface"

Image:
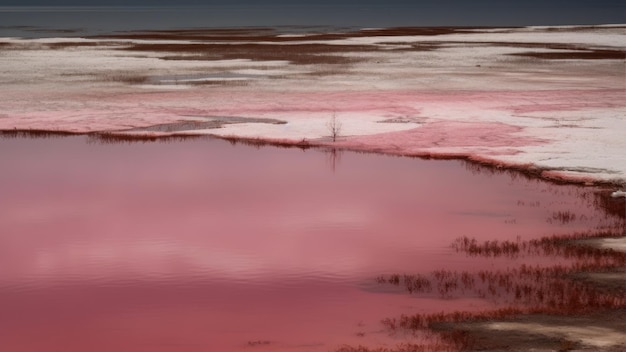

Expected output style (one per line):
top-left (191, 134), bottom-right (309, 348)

top-left (0, 24), bottom-right (624, 184)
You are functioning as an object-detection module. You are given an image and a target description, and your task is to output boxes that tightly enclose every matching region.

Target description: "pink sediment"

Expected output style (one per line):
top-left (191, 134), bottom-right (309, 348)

top-left (339, 120), bottom-right (543, 153)
top-left (2, 88), bottom-right (623, 129)
top-left (1, 87), bottom-right (624, 184)
top-left (538, 170), bottom-right (598, 184)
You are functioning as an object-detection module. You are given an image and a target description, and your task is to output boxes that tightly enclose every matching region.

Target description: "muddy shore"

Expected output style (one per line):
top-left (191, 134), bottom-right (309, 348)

top-left (430, 236), bottom-right (626, 352)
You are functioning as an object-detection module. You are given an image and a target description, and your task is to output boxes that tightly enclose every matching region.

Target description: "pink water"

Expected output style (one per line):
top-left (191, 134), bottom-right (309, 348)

top-left (0, 136), bottom-right (621, 351)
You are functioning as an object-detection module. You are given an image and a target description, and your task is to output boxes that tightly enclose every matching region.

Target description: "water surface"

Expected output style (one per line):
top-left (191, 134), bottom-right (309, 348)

top-left (0, 136), bottom-right (621, 351)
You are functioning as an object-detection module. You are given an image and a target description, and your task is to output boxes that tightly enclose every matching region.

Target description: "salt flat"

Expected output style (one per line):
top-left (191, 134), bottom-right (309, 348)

top-left (0, 25), bottom-right (624, 184)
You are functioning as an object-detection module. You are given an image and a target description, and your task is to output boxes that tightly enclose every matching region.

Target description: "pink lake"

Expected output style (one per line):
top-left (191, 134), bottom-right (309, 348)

top-left (0, 135), bottom-right (622, 351)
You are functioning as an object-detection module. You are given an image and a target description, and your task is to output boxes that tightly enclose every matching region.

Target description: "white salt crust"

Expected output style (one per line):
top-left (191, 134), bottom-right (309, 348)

top-left (1, 25), bottom-right (624, 184)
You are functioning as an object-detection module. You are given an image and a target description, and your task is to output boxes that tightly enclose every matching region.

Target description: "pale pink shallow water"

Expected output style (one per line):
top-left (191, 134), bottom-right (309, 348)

top-left (0, 136), bottom-right (622, 351)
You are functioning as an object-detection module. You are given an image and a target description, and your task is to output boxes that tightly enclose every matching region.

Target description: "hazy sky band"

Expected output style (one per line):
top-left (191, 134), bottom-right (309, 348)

top-left (1, 1), bottom-right (624, 26)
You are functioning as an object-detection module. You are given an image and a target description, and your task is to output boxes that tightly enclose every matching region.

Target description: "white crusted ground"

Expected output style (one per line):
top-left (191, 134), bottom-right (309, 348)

top-left (0, 25), bottom-right (624, 184)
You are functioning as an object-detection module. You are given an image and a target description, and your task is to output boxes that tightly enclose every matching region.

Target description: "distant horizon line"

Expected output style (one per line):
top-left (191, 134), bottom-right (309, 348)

top-left (1, 4), bottom-right (623, 28)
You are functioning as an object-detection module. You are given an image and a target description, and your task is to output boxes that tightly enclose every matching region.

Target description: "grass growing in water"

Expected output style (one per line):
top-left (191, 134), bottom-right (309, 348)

top-left (360, 231), bottom-right (626, 351)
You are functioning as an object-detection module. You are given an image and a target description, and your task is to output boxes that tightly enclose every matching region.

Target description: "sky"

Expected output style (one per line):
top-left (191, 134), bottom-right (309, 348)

top-left (0, 0), bottom-right (624, 27)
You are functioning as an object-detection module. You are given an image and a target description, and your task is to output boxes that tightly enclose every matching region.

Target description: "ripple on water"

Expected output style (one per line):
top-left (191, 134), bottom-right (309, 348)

top-left (0, 135), bottom-right (623, 351)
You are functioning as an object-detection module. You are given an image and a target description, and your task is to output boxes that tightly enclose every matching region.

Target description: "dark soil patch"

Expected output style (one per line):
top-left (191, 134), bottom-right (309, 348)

top-left (568, 269), bottom-right (626, 293)
top-left (44, 42), bottom-right (110, 49)
top-left (510, 50), bottom-right (625, 60)
top-left (431, 309), bottom-right (626, 352)
top-left (120, 42), bottom-right (374, 65)
top-left (543, 25), bottom-right (626, 32)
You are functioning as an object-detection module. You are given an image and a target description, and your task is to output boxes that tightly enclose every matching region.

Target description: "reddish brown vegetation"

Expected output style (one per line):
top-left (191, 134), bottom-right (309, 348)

top-left (595, 191), bottom-right (626, 220)
top-left (336, 344), bottom-right (458, 352)
top-left (548, 210), bottom-right (582, 224)
top-left (452, 233), bottom-right (626, 265)
top-left (0, 129), bottom-right (82, 138)
top-left (374, 232), bottom-right (626, 350)
top-left (221, 135), bottom-right (312, 151)
top-left (88, 133), bottom-right (206, 144)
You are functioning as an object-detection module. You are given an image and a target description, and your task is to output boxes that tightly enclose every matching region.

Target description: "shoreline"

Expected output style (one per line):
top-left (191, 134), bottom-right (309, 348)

top-left (2, 24), bottom-right (625, 351)
top-left (3, 130), bottom-right (622, 352)
top-left (384, 231), bottom-right (626, 352)
top-left (2, 24), bottom-right (624, 186)
top-left (3, 128), bottom-right (625, 190)
top-left (431, 308), bottom-right (626, 352)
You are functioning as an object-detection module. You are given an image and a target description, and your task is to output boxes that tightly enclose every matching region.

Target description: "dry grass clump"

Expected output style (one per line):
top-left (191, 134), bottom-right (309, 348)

top-left (335, 342), bottom-right (459, 352)
top-left (377, 264), bottom-right (625, 311)
top-left (0, 128), bottom-right (208, 144)
top-left (452, 232), bottom-right (626, 263)
top-left (221, 135), bottom-right (311, 151)
top-left (86, 133), bottom-right (205, 144)
top-left (0, 129), bottom-right (82, 139)
top-left (547, 210), bottom-right (581, 224)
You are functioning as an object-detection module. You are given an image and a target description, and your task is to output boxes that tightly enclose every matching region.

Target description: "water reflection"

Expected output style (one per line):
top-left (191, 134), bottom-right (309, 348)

top-left (325, 147), bottom-right (343, 173)
top-left (0, 134), bottom-right (624, 352)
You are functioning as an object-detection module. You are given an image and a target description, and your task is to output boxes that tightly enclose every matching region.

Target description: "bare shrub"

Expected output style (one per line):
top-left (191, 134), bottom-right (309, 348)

top-left (327, 112), bottom-right (342, 142)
